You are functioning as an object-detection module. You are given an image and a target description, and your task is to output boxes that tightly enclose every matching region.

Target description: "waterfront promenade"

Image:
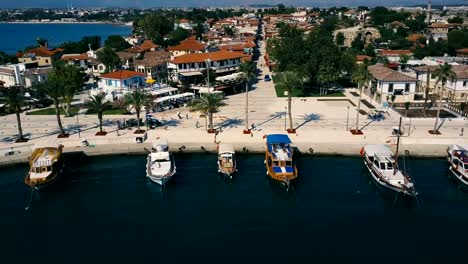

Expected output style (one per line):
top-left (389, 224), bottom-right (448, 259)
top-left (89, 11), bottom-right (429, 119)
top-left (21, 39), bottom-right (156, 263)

top-left (1, 37), bottom-right (467, 165)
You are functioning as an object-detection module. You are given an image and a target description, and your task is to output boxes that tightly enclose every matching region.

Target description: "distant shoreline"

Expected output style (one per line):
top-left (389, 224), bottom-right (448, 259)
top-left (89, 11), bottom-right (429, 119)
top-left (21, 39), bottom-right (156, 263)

top-left (0, 21), bottom-right (131, 26)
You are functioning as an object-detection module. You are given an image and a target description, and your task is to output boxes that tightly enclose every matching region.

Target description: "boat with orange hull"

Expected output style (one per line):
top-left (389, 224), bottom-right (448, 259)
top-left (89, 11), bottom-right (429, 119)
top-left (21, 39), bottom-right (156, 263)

top-left (264, 134), bottom-right (298, 188)
top-left (25, 145), bottom-right (65, 189)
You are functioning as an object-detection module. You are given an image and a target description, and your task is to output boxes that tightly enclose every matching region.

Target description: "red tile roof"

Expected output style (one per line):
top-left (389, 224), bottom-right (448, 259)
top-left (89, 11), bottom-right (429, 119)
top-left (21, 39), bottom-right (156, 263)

top-left (368, 64), bottom-right (416, 82)
top-left (179, 19), bottom-right (190, 23)
top-left (379, 49), bottom-right (413, 56)
top-left (171, 51), bottom-right (246, 64)
top-left (100, 70), bottom-right (146, 80)
top-left (356, 55), bottom-right (372, 61)
top-left (17, 47), bottom-right (63, 58)
top-left (167, 37), bottom-right (205, 52)
top-left (456, 48), bottom-right (468, 55)
top-left (407, 34), bottom-right (424, 42)
top-left (61, 54), bottom-right (88, 61)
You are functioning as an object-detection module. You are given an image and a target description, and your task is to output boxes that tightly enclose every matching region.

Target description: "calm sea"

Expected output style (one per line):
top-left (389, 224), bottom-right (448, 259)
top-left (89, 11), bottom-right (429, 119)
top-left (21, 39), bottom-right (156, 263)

top-left (0, 154), bottom-right (467, 262)
top-left (0, 23), bottom-right (132, 54)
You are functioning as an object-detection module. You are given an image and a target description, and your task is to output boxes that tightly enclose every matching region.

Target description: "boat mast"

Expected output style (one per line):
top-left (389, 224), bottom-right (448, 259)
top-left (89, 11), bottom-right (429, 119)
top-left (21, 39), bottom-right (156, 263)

top-left (394, 116), bottom-right (402, 171)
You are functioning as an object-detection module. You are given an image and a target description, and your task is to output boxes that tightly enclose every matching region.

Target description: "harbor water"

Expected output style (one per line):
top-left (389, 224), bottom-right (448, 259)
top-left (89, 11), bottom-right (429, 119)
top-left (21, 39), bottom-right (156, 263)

top-left (0, 154), bottom-right (467, 262)
top-left (0, 23), bottom-right (132, 54)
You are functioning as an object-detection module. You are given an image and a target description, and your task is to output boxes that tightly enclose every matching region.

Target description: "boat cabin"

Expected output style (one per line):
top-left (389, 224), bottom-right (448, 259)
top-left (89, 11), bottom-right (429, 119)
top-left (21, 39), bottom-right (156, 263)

top-left (370, 154), bottom-right (395, 171)
top-left (30, 148), bottom-right (60, 179)
top-left (450, 149), bottom-right (468, 170)
top-left (218, 144), bottom-right (235, 169)
top-left (152, 138), bottom-right (169, 152)
top-left (265, 134), bottom-right (297, 182)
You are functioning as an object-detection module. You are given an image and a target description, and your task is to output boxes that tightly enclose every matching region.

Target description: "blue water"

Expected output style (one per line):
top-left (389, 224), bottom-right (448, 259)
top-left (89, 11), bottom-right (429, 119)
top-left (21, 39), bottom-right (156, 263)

top-left (0, 154), bottom-right (467, 262)
top-left (0, 23), bottom-right (132, 54)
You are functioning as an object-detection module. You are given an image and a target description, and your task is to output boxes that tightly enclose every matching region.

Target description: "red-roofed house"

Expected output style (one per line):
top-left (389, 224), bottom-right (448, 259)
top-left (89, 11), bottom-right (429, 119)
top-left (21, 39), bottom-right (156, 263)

top-left (17, 47), bottom-right (63, 66)
top-left (61, 53), bottom-right (89, 69)
top-left (379, 50), bottom-right (413, 63)
top-left (368, 64), bottom-right (418, 103)
top-left (176, 19), bottom-right (193, 30)
top-left (168, 51), bottom-right (245, 82)
top-left (167, 37), bottom-right (206, 58)
top-left (97, 70), bottom-right (146, 101)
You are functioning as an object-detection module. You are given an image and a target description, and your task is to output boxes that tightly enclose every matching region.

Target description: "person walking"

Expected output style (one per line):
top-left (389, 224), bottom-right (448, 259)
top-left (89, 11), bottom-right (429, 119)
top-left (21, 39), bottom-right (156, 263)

top-left (461, 128), bottom-right (464, 136)
top-left (177, 111), bottom-right (182, 119)
top-left (186, 113), bottom-right (189, 119)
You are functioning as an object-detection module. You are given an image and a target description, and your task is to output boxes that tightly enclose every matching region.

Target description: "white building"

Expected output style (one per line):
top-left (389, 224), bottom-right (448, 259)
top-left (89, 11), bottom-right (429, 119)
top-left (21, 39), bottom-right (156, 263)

top-left (0, 63), bottom-right (51, 88)
top-left (96, 70), bottom-right (146, 101)
top-left (368, 64), bottom-right (418, 103)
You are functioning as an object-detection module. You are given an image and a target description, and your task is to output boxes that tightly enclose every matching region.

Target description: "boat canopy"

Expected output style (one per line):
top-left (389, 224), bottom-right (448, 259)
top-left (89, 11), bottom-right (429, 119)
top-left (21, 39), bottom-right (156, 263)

top-left (150, 152), bottom-right (170, 161)
top-left (364, 144), bottom-right (393, 156)
top-left (266, 134), bottom-right (292, 144)
top-left (218, 144), bottom-right (235, 154)
top-left (152, 138), bottom-right (169, 152)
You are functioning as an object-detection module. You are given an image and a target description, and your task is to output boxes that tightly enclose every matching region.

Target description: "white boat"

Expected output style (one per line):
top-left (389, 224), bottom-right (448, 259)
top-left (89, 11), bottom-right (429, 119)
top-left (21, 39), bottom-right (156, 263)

top-left (361, 144), bottom-right (417, 197)
top-left (447, 145), bottom-right (468, 186)
top-left (217, 144), bottom-right (236, 178)
top-left (146, 138), bottom-right (176, 186)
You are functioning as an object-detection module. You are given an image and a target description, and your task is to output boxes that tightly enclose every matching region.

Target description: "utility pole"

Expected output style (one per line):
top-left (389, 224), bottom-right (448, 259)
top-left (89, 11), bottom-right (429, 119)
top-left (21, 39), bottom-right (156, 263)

top-left (346, 106), bottom-right (350, 131)
top-left (76, 114), bottom-right (81, 138)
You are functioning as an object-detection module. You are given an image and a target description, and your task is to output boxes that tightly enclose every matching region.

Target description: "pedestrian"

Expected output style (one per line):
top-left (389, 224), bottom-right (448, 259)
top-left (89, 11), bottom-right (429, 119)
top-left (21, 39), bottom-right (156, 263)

top-left (196, 121), bottom-right (200, 128)
top-left (177, 111), bottom-right (182, 119)
top-left (251, 123), bottom-right (255, 130)
top-left (461, 128), bottom-right (464, 136)
top-left (186, 113), bottom-right (189, 119)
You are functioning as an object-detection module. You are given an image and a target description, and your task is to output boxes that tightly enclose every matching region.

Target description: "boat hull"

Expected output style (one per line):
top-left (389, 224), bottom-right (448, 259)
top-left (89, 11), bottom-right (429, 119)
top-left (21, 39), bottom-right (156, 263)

top-left (448, 166), bottom-right (468, 187)
top-left (146, 155), bottom-right (176, 186)
top-left (363, 159), bottom-right (415, 197)
top-left (25, 164), bottom-right (64, 190)
top-left (147, 173), bottom-right (174, 186)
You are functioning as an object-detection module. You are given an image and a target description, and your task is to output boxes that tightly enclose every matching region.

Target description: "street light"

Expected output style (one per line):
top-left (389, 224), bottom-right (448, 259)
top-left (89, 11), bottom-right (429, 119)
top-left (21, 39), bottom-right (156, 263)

top-left (205, 59), bottom-right (212, 93)
top-left (346, 106), bottom-right (350, 131)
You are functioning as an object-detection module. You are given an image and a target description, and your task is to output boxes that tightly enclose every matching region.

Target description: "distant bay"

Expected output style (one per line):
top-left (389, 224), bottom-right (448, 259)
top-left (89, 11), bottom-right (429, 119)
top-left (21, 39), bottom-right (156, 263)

top-left (0, 23), bottom-right (132, 54)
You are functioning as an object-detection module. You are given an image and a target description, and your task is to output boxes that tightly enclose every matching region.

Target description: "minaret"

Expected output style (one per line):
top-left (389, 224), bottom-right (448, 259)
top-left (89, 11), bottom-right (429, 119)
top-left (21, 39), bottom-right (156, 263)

top-left (426, 0), bottom-right (432, 25)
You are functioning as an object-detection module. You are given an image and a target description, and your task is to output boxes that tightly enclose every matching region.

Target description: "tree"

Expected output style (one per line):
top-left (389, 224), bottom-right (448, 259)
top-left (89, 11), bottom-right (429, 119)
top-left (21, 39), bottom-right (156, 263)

top-left (36, 37), bottom-right (47, 47)
top-left (60, 36), bottom-right (101, 54)
top-left (399, 54), bottom-right (410, 69)
top-left (190, 93), bottom-right (226, 132)
top-left (447, 30), bottom-right (468, 56)
top-left (318, 64), bottom-right (338, 95)
top-left (136, 14), bottom-right (173, 45)
top-left (4, 86), bottom-right (27, 142)
top-left (431, 63), bottom-right (456, 133)
top-left (124, 89), bottom-right (153, 133)
top-left (50, 61), bottom-right (85, 117)
top-left (238, 61), bottom-right (256, 132)
top-left (38, 79), bottom-right (67, 136)
top-left (97, 47), bottom-right (121, 73)
top-left (448, 16), bottom-right (463, 24)
top-left (276, 71), bottom-right (302, 132)
top-left (165, 28), bottom-right (190, 46)
top-left (88, 94), bottom-right (110, 134)
top-left (404, 101), bottom-right (410, 117)
top-left (335, 32), bottom-right (345, 46)
top-left (351, 64), bottom-right (372, 132)
top-left (104, 35), bottom-right (131, 52)
top-left (223, 26), bottom-right (234, 37)
top-left (351, 36), bottom-right (365, 52)
top-left (194, 22), bottom-right (205, 40)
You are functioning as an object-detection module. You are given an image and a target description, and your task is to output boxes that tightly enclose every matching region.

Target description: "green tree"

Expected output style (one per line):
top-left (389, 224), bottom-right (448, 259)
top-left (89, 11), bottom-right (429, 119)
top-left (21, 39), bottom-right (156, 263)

top-left (97, 46), bottom-right (121, 73)
top-left (194, 23), bottom-right (205, 40)
top-left (38, 79), bottom-right (67, 136)
top-left (104, 35), bottom-right (131, 52)
top-left (447, 30), bottom-right (468, 56)
top-left (238, 61), bottom-right (256, 132)
top-left (190, 93), bottom-right (226, 132)
top-left (88, 94), bottom-right (111, 134)
top-left (318, 64), bottom-right (338, 95)
top-left (124, 89), bottom-right (153, 133)
top-left (164, 28), bottom-right (190, 46)
top-left (335, 32), bottom-right (345, 46)
top-left (432, 63), bottom-right (456, 133)
top-left (50, 61), bottom-right (85, 117)
top-left (351, 64), bottom-right (372, 132)
top-left (351, 36), bottom-right (364, 52)
top-left (4, 86), bottom-right (27, 142)
top-left (448, 16), bottom-right (464, 24)
top-left (399, 54), bottom-right (410, 69)
top-left (404, 101), bottom-right (410, 117)
top-left (276, 71), bottom-right (302, 131)
top-left (136, 14), bottom-right (173, 45)
top-left (223, 26), bottom-right (234, 37)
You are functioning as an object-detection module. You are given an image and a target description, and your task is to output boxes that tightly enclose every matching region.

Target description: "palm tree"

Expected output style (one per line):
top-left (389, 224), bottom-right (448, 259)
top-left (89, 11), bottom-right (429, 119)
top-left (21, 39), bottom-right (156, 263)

top-left (351, 64), bottom-right (372, 133)
top-left (124, 89), bottom-right (153, 133)
top-left (276, 71), bottom-right (302, 132)
top-left (88, 94), bottom-right (110, 135)
top-left (238, 61), bottom-right (256, 133)
top-left (4, 86), bottom-right (27, 142)
top-left (190, 93), bottom-right (226, 132)
top-left (431, 63), bottom-right (456, 134)
top-left (38, 79), bottom-right (67, 136)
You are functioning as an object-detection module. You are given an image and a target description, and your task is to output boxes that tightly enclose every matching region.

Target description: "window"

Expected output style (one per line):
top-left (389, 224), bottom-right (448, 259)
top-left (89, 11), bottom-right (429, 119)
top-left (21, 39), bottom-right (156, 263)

top-left (388, 83), bottom-right (394, 93)
top-left (463, 81), bottom-right (467, 87)
top-left (431, 74), bottom-right (436, 79)
top-left (405, 83), bottom-right (410, 92)
top-left (379, 163), bottom-right (386, 170)
top-left (45, 59), bottom-right (49, 64)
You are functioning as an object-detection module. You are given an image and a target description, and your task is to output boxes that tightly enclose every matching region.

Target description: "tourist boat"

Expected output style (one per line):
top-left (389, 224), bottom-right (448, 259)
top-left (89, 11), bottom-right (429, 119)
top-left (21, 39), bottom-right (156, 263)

top-left (217, 143), bottom-right (236, 178)
top-left (361, 144), bottom-right (417, 197)
top-left (146, 138), bottom-right (176, 186)
top-left (25, 145), bottom-right (65, 189)
top-left (447, 145), bottom-right (468, 186)
top-left (264, 134), bottom-right (298, 187)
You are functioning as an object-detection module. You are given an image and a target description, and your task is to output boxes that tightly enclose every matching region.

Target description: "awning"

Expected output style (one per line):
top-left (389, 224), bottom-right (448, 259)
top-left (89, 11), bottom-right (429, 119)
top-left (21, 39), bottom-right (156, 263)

top-left (180, 71), bottom-right (202, 77)
top-left (150, 87), bottom-right (178, 96)
top-left (154, 92), bottom-right (195, 103)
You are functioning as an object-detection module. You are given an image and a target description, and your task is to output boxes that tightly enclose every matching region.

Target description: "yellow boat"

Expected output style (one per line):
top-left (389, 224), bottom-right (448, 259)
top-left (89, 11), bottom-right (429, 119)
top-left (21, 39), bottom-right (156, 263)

top-left (265, 134), bottom-right (298, 187)
top-left (25, 145), bottom-right (65, 189)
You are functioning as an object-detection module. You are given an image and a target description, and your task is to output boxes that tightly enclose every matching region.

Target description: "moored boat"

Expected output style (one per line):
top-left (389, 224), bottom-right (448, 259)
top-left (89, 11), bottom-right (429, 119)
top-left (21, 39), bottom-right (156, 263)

top-left (217, 143), bottom-right (236, 178)
top-left (146, 138), bottom-right (176, 186)
top-left (361, 144), bottom-right (416, 197)
top-left (447, 145), bottom-right (468, 186)
top-left (25, 145), bottom-right (65, 189)
top-left (264, 134), bottom-right (298, 187)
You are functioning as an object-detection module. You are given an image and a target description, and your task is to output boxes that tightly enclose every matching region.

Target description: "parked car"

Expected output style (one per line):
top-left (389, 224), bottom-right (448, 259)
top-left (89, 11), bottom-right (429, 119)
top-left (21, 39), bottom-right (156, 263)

top-left (264, 75), bottom-right (271, 82)
top-left (146, 116), bottom-right (162, 129)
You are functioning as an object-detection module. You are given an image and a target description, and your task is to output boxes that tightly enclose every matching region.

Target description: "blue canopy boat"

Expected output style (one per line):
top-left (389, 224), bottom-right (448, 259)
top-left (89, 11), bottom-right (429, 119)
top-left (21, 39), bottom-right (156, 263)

top-left (265, 134), bottom-right (298, 186)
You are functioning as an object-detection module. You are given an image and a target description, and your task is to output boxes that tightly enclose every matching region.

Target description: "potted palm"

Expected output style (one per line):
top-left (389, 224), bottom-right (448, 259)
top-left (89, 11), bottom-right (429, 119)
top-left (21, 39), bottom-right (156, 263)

top-left (88, 94), bottom-right (111, 136)
top-left (190, 93), bottom-right (226, 133)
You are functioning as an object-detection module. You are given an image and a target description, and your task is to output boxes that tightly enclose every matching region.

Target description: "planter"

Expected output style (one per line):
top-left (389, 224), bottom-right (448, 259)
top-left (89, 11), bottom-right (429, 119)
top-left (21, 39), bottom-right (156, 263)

top-left (207, 129), bottom-right (216, 134)
top-left (134, 129), bottom-right (146, 134)
top-left (95, 131), bottom-right (108, 136)
top-left (57, 133), bottom-right (70, 138)
top-left (15, 137), bottom-right (29, 143)
top-left (428, 130), bottom-right (441, 135)
top-left (243, 129), bottom-right (251, 134)
top-left (287, 128), bottom-right (296, 134)
top-left (349, 129), bottom-right (363, 135)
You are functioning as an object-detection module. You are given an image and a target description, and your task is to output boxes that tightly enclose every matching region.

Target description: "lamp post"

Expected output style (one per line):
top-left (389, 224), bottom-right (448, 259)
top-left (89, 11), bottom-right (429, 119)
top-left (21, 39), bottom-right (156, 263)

top-left (76, 113), bottom-right (81, 138)
top-left (205, 59), bottom-right (211, 93)
top-left (346, 106), bottom-right (350, 131)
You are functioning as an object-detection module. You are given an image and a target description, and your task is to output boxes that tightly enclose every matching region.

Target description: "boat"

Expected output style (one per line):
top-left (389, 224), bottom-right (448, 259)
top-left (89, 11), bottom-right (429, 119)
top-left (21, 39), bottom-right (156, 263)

top-left (25, 145), bottom-right (65, 189)
top-left (264, 134), bottom-right (298, 187)
top-left (447, 144), bottom-right (468, 186)
top-left (361, 144), bottom-right (417, 197)
top-left (146, 138), bottom-right (176, 186)
top-left (217, 144), bottom-right (236, 178)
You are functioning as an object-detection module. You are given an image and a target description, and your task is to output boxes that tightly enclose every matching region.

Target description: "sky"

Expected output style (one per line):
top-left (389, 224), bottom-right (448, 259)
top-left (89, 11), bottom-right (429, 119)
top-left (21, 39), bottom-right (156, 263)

top-left (0, 0), bottom-right (465, 9)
